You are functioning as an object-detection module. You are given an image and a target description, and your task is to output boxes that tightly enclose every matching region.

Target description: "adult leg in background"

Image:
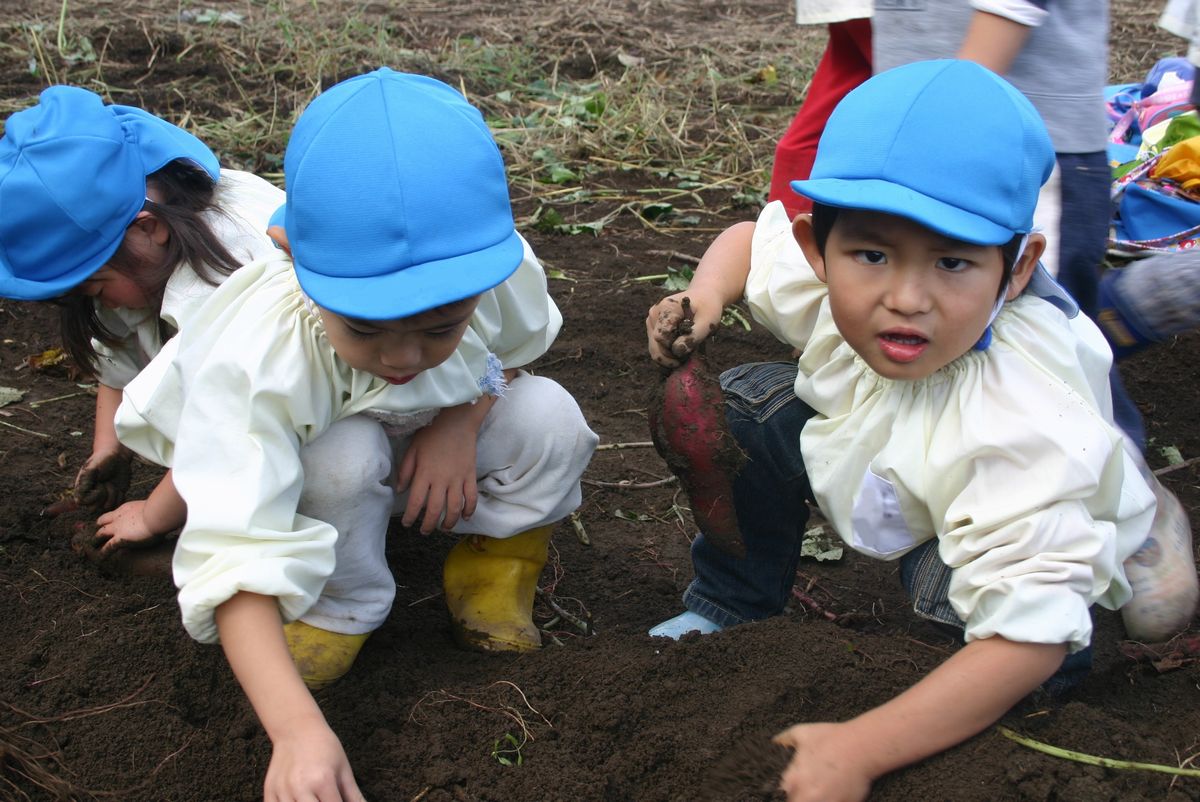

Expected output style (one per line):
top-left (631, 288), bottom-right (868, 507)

top-left (768, 18), bottom-right (872, 218)
top-left (1058, 151), bottom-right (1148, 449)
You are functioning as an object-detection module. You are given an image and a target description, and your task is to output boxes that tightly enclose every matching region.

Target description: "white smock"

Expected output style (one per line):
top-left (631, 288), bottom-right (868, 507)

top-left (116, 236), bottom-right (597, 643)
top-left (743, 202), bottom-right (1155, 653)
top-left (794, 0), bottom-right (872, 25)
top-left (92, 170), bottom-right (285, 388)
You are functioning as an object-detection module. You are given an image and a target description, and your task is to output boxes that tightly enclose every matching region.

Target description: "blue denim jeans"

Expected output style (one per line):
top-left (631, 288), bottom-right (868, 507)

top-left (683, 361), bottom-right (1091, 694)
top-left (682, 361), bottom-right (817, 626)
top-left (899, 539), bottom-right (1093, 696)
top-left (1058, 151), bottom-right (1146, 450)
top-left (1056, 153), bottom-right (1110, 320)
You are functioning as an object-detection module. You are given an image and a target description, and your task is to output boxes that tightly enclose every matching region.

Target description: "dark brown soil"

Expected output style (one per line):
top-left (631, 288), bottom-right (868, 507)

top-left (1, 2), bottom-right (1199, 801)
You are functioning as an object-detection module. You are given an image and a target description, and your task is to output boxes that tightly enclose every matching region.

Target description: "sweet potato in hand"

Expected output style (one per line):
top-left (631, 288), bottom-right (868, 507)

top-left (648, 298), bottom-right (746, 557)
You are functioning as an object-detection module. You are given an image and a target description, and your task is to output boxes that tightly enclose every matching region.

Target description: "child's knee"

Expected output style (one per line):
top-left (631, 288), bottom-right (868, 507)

top-left (299, 416), bottom-right (392, 507)
top-left (470, 376), bottom-right (597, 526)
top-left (493, 374), bottom-right (598, 460)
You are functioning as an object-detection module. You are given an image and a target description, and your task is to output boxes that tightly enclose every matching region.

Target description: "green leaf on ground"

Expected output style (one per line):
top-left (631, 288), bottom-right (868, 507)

top-left (1161, 445), bottom-right (1185, 465)
top-left (801, 523), bottom-right (843, 562)
top-left (0, 386), bottom-right (23, 407)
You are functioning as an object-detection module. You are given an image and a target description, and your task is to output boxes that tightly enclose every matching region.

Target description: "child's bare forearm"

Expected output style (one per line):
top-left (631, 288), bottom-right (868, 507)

top-left (215, 592), bottom-right (327, 739)
top-left (142, 470), bottom-right (187, 534)
top-left (92, 384), bottom-right (125, 455)
top-left (688, 221), bottom-right (756, 309)
top-left (646, 222), bottom-right (755, 365)
top-left (844, 637), bottom-right (1065, 778)
top-left (957, 11), bottom-right (1034, 74)
top-left (216, 595), bottom-right (361, 800)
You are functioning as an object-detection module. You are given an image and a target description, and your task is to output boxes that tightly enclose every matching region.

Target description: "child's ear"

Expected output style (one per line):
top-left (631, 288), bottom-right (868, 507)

top-left (130, 211), bottom-right (170, 246)
top-left (1005, 233), bottom-right (1046, 300)
top-left (791, 215), bottom-right (828, 282)
top-left (267, 225), bottom-right (292, 257)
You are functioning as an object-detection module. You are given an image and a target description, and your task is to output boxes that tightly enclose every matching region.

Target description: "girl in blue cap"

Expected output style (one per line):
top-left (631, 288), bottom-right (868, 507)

top-left (645, 60), bottom-right (1198, 801)
top-left (109, 69), bottom-right (596, 800)
top-left (0, 86), bottom-right (284, 518)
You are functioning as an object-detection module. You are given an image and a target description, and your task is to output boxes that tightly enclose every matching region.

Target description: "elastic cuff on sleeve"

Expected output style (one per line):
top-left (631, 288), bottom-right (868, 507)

top-left (971, 0), bottom-right (1049, 27)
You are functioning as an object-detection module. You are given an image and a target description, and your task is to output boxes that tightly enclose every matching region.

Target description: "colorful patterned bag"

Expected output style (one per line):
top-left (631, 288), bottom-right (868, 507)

top-left (1108, 57), bottom-right (1195, 149)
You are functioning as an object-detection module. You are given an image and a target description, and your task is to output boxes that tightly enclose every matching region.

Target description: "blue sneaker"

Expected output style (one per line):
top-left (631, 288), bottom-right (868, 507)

top-left (648, 610), bottom-right (724, 639)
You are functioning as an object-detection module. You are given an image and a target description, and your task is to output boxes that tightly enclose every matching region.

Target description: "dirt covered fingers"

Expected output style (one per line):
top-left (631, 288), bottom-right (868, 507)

top-left (773, 722), bottom-right (874, 802)
top-left (262, 713), bottom-right (366, 802)
top-left (94, 500), bottom-right (168, 553)
top-left (73, 447), bottom-right (133, 513)
top-left (645, 219), bottom-right (756, 366)
top-left (645, 293), bottom-right (724, 366)
top-left (395, 392), bottom-right (498, 534)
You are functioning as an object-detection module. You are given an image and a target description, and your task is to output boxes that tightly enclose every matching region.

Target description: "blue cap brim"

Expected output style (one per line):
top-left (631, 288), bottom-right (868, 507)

top-left (792, 177), bottom-right (1017, 246)
top-left (111, 104), bottom-right (220, 182)
top-left (294, 228), bottom-right (524, 320)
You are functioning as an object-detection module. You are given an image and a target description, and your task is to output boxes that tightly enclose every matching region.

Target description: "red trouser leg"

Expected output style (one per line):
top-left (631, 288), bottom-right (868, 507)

top-left (768, 17), bottom-right (872, 217)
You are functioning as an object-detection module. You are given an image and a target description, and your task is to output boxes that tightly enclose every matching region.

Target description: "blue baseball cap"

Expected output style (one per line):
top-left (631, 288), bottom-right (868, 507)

top-left (0, 85), bottom-right (220, 301)
top-left (792, 60), bottom-right (1055, 246)
top-left (278, 68), bottom-right (523, 320)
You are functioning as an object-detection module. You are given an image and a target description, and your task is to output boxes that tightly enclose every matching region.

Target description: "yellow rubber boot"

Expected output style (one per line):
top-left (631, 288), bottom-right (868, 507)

top-left (442, 525), bottom-right (552, 652)
top-left (283, 620), bottom-right (370, 690)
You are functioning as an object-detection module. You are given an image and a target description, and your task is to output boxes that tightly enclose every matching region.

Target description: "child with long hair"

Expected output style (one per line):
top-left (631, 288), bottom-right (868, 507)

top-left (0, 86), bottom-right (283, 515)
top-left (107, 69), bottom-right (597, 800)
top-left (646, 61), bottom-right (1198, 800)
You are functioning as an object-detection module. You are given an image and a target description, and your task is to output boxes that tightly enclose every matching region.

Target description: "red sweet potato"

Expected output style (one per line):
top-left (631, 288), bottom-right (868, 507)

top-left (648, 299), bottom-right (747, 557)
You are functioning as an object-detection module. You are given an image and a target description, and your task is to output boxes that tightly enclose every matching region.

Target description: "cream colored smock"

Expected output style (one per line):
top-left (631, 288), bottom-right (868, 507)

top-left (116, 236), bottom-right (561, 643)
top-left (92, 170), bottom-right (286, 388)
top-left (744, 202), bottom-right (1154, 652)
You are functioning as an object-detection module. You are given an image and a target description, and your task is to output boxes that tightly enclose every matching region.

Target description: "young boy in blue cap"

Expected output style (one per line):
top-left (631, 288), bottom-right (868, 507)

top-left (107, 69), bottom-right (597, 800)
top-left (644, 60), bottom-right (1198, 800)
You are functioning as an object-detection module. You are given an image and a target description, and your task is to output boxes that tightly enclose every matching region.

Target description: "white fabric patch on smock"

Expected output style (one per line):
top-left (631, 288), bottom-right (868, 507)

top-left (850, 468), bottom-right (918, 558)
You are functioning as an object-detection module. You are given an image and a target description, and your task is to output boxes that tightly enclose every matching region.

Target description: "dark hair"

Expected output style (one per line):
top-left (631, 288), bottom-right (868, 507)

top-left (809, 202), bottom-right (1025, 300)
top-left (52, 159), bottom-right (242, 374)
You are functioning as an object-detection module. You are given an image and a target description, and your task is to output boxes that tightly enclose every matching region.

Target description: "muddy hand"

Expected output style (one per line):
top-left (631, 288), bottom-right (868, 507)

top-left (74, 450), bottom-right (133, 513)
top-left (70, 520), bottom-right (173, 579)
top-left (94, 501), bottom-right (165, 555)
top-left (670, 297), bottom-right (699, 358)
top-left (647, 295), bottom-right (721, 367)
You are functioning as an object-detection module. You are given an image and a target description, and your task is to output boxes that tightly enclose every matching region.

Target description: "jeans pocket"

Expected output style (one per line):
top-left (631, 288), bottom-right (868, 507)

top-left (719, 361), bottom-right (800, 423)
